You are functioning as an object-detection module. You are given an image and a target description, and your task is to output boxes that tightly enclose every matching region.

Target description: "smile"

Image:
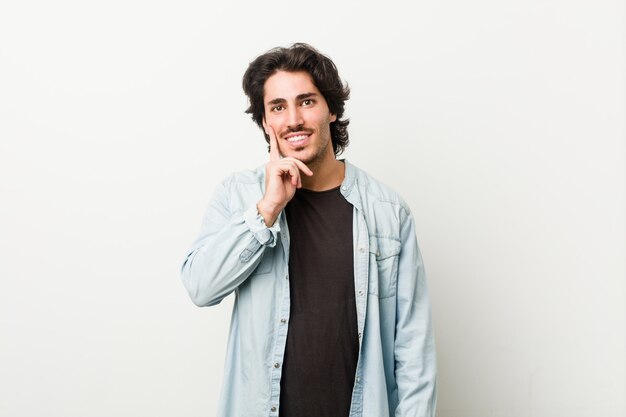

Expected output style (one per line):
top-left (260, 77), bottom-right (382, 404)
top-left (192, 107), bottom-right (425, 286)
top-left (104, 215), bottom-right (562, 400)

top-left (286, 134), bottom-right (309, 143)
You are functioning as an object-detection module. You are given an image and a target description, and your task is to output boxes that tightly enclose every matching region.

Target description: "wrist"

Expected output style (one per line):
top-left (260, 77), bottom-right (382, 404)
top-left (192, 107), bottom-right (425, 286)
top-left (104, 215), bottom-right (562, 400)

top-left (256, 199), bottom-right (281, 227)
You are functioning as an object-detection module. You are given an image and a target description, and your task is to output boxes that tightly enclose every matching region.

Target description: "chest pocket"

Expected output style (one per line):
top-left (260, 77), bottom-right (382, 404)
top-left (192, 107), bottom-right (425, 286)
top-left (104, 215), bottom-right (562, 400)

top-left (253, 247), bottom-right (275, 275)
top-left (368, 236), bottom-right (401, 298)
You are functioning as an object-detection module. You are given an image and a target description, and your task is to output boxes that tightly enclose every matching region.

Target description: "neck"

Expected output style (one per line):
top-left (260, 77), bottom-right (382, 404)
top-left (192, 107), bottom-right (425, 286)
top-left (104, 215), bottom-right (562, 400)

top-left (301, 156), bottom-right (345, 191)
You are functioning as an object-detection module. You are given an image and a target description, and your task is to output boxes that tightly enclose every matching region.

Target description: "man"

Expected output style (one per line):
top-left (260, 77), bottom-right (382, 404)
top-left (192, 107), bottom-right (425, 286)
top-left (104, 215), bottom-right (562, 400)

top-left (181, 43), bottom-right (436, 417)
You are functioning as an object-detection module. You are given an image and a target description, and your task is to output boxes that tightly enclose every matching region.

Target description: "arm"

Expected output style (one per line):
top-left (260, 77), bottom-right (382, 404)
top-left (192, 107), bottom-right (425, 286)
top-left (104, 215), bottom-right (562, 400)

top-left (180, 179), bottom-right (280, 307)
top-left (182, 127), bottom-right (312, 307)
top-left (394, 210), bottom-right (437, 417)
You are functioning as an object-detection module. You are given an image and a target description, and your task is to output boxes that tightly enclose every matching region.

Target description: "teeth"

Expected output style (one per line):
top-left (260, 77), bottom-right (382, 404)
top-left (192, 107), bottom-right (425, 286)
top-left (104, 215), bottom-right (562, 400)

top-left (287, 135), bottom-right (307, 142)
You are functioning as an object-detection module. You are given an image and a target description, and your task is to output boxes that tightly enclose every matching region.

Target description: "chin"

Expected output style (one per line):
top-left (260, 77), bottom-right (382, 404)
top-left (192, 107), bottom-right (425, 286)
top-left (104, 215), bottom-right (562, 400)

top-left (296, 151), bottom-right (320, 164)
top-left (285, 148), bottom-right (312, 161)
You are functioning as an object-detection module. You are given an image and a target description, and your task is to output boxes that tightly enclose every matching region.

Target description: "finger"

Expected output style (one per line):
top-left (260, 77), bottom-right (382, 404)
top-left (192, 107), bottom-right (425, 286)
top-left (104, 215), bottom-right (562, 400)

top-left (268, 126), bottom-right (280, 162)
top-left (278, 161), bottom-right (301, 187)
top-left (287, 162), bottom-right (301, 186)
top-left (282, 157), bottom-right (313, 176)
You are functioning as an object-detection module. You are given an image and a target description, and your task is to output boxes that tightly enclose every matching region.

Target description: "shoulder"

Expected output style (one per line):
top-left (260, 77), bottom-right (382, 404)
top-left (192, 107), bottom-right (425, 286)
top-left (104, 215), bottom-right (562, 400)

top-left (220, 164), bottom-right (265, 188)
top-left (209, 165), bottom-right (266, 211)
top-left (346, 161), bottom-right (412, 215)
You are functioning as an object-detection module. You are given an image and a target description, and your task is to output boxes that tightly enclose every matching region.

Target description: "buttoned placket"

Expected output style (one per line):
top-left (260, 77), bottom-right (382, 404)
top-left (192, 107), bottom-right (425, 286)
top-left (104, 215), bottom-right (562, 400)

top-left (268, 213), bottom-right (291, 416)
top-left (342, 179), bottom-right (369, 417)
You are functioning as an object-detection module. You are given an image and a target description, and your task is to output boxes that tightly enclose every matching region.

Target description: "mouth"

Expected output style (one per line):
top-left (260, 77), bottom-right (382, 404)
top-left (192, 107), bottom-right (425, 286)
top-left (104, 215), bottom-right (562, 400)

top-left (284, 132), bottom-right (312, 147)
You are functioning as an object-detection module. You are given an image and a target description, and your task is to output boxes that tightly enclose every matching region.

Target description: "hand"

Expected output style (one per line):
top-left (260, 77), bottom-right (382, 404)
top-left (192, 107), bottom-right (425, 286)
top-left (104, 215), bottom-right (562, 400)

top-left (257, 126), bottom-right (313, 226)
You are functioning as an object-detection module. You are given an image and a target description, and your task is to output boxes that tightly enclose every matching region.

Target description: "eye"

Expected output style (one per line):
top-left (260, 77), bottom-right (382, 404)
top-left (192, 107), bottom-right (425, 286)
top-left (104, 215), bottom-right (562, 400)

top-left (271, 105), bottom-right (284, 112)
top-left (302, 99), bottom-right (314, 106)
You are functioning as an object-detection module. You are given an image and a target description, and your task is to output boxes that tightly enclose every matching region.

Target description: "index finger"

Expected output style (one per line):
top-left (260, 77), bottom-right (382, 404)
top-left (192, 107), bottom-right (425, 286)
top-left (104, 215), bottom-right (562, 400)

top-left (268, 126), bottom-right (280, 162)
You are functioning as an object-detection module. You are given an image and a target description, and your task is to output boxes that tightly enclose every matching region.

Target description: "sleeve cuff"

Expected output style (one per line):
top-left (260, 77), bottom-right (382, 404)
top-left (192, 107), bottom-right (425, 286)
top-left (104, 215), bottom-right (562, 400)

top-left (243, 205), bottom-right (281, 248)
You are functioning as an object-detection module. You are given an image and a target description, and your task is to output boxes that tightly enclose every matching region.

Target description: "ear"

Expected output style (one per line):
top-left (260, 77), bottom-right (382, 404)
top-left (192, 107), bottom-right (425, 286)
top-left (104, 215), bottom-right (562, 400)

top-left (262, 116), bottom-right (269, 134)
top-left (330, 113), bottom-right (337, 123)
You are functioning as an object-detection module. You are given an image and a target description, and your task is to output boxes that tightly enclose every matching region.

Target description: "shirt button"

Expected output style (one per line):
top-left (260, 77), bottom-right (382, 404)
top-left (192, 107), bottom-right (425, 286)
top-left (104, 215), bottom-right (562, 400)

top-left (285, 274), bottom-right (289, 280)
top-left (274, 362), bottom-right (280, 368)
top-left (359, 247), bottom-right (365, 253)
top-left (271, 406), bottom-right (277, 412)
top-left (280, 318), bottom-right (287, 324)
top-left (358, 290), bottom-right (363, 296)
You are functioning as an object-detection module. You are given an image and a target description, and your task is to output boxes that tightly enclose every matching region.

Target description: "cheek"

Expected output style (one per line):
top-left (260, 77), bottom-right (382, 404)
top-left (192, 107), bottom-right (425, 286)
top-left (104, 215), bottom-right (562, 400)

top-left (321, 111), bottom-right (336, 125)
top-left (266, 121), bottom-right (280, 136)
top-left (265, 115), bottom-right (282, 130)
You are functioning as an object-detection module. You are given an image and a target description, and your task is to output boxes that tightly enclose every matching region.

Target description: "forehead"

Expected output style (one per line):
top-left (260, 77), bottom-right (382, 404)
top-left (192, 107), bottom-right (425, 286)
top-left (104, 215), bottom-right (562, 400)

top-left (263, 70), bottom-right (321, 102)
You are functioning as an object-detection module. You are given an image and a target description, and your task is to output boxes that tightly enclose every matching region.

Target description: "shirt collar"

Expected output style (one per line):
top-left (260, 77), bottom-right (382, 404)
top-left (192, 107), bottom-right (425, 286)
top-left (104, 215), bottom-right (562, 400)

top-left (339, 159), bottom-right (361, 210)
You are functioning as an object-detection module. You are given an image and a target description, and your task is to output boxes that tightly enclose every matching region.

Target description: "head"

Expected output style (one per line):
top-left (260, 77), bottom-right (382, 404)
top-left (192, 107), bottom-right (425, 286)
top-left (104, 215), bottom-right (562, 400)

top-left (242, 43), bottom-right (350, 156)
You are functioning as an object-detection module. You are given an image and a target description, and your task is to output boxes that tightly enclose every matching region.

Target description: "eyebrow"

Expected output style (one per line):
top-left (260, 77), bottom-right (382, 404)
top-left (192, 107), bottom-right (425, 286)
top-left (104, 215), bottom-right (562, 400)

top-left (266, 92), bottom-right (319, 106)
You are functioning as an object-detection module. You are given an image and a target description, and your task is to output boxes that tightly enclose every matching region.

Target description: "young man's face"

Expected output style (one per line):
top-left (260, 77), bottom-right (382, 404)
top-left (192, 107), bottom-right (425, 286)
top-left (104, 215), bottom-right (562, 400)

top-left (262, 70), bottom-right (337, 166)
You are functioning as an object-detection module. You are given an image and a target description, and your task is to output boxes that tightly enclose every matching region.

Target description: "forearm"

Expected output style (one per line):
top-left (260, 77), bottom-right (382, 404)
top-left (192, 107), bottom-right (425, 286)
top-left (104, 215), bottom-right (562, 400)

top-left (181, 183), bottom-right (280, 307)
top-left (394, 212), bottom-right (437, 417)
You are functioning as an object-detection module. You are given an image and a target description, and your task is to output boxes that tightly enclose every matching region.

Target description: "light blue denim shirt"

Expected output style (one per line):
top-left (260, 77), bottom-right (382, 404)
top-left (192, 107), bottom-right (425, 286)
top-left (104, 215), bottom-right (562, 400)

top-left (181, 161), bottom-right (436, 417)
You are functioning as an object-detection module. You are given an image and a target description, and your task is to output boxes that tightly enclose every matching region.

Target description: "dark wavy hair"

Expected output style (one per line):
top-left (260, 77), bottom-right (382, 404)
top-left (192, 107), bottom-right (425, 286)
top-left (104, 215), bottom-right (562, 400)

top-left (242, 43), bottom-right (350, 155)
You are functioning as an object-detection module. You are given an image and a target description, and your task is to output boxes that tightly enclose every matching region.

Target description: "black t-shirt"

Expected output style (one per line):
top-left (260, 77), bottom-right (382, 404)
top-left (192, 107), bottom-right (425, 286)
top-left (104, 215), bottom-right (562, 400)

top-left (279, 186), bottom-right (359, 417)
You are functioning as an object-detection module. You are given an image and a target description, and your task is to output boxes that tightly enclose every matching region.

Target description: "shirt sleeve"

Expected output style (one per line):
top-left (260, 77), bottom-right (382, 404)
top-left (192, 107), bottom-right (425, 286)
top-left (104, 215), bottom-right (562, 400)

top-left (181, 180), bottom-right (280, 307)
top-left (394, 209), bottom-right (437, 417)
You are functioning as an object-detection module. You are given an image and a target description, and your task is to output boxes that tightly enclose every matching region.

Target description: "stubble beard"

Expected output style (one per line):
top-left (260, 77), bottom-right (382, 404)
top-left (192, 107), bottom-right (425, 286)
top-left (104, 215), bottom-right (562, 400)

top-left (294, 127), bottom-right (333, 169)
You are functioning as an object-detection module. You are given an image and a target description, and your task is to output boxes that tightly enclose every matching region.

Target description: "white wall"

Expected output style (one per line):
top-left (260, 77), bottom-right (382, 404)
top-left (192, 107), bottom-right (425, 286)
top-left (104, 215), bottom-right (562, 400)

top-left (1, 0), bottom-right (624, 416)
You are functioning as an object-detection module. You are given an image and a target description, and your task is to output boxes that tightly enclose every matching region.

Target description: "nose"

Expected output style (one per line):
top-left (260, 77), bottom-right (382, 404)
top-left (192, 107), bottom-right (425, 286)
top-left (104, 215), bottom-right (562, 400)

top-left (286, 106), bottom-right (304, 129)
